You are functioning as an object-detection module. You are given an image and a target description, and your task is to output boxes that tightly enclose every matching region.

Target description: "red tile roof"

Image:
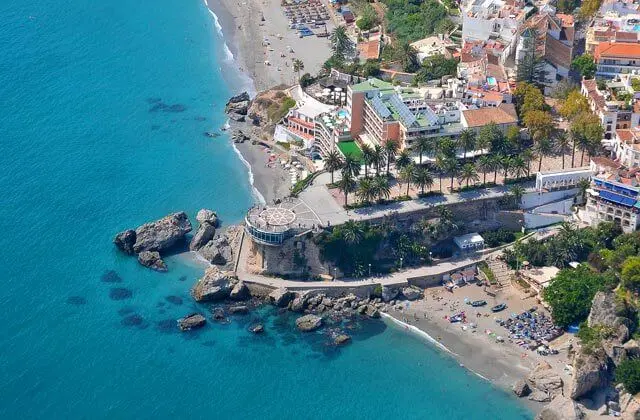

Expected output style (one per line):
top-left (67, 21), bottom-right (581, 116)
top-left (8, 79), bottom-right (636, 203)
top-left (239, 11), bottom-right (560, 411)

top-left (595, 42), bottom-right (640, 60)
top-left (462, 104), bottom-right (518, 128)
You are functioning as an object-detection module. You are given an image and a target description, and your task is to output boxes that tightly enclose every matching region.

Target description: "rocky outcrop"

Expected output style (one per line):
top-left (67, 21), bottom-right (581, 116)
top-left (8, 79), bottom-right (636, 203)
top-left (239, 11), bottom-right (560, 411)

top-left (296, 314), bottom-right (322, 332)
top-left (196, 209), bottom-right (218, 226)
top-left (131, 212), bottom-right (192, 253)
top-left (588, 291), bottom-right (634, 363)
top-left (513, 380), bottom-right (531, 397)
top-left (619, 392), bottom-right (640, 419)
top-left (529, 390), bottom-right (552, 403)
top-left (225, 91), bottom-right (250, 121)
top-left (536, 395), bottom-right (585, 420)
top-left (527, 361), bottom-right (563, 399)
top-left (199, 236), bottom-right (232, 265)
top-left (623, 339), bottom-right (640, 358)
top-left (364, 304), bottom-right (380, 319)
top-left (250, 323), bottom-right (264, 334)
top-left (269, 288), bottom-right (294, 308)
top-left (402, 286), bottom-right (422, 301)
top-left (190, 223), bottom-right (216, 251)
top-left (228, 305), bottom-right (248, 315)
top-left (178, 313), bottom-right (206, 331)
top-left (381, 286), bottom-right (399, 302)
top-left (569, 347), bottom-right (610, 400)
top-left (137, 251), bottom-right (167, 272)
top-left (114, 229), bottom-right (136, 255)
top-left (290, 294), bottom-right (308, 312)
top-left (229, 281), bottom-right (249, 300)
top-left (191, 267), bottom-right (236, 302)
top-left (335, 334), bottom-right (351, 345)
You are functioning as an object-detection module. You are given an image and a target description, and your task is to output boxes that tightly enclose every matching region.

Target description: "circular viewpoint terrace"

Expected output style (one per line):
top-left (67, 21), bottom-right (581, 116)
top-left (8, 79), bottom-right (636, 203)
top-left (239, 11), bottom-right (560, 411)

top-left (245, 197), bottom-right (321, 246)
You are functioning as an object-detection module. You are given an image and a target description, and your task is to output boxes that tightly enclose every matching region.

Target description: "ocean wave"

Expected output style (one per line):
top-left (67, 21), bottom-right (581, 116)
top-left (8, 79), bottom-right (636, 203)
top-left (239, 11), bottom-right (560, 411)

top-left (223, 42), bottom-right (234, 61)
top-left (205, 1), bottom-right (224, 37)
top-left (229, 135), bottom-right (266, 205)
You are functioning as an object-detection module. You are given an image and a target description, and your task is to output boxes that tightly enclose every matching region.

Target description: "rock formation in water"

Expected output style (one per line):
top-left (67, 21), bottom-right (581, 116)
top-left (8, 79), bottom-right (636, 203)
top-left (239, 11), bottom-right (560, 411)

top-left (177, 313), bottom-right (206, 331)
top-left (137, 251), bottom-right (168, 272)
top-left (191, 266), bottom-right (238, 302)
top-left (296, 314), bottom-right (322, 332)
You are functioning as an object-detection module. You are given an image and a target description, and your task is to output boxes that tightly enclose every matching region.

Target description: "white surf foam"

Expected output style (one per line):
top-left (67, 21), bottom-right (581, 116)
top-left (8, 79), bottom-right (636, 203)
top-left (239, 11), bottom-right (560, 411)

top-left (205, 1), bottom-right (224, 37)
top-left (223, 42), bottom-right (234, 61)
top-left (229, 136), bottom-right (267, 205)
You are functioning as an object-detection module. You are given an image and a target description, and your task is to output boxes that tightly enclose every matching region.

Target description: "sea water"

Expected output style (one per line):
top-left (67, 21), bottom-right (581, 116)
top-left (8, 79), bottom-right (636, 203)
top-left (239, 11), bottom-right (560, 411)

top-left (0, 0), bottom-right (532, 418)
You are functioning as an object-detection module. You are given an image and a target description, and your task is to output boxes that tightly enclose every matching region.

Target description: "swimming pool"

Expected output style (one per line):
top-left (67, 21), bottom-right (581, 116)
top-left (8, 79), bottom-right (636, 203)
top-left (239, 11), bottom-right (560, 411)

top-left (487, 76), bottom-right (497, 86)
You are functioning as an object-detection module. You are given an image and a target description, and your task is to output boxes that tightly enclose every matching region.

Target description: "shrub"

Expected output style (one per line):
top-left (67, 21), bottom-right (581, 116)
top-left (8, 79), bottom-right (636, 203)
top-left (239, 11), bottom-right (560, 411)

top-left (616, 358), bottom-right (640, 394)
top-left (482, 229), bottom-right (517, 248)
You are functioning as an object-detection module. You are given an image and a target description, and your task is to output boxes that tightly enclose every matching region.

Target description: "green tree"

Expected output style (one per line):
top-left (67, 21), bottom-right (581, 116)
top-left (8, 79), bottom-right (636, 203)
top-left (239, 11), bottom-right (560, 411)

top-left (579, 0), bottom-right (603, 19)
top-left (415, 54), bottom-right (458, 82)
top-left (500, 155), bottom-right (512, 184)
top-left (372, 144), bottom-right (385, 174)
top-left (571, 112), bottom-right (604, 166)
top-left (396, 149), bottom-right (411, 170)
top-left (341, 220), bottom-right (364, 245)
top-left (413, 166), bottom-right (434, 194)
top-left (457, 163), bottom-right (479, 188)
top-left (325, 150), bottom-right (343, 184)
top-left (560, 89), bottom-right (590, 119)
top-left (516, 29), bottom-right (549, 87)
top-left (396, 42), bottom-right (420, 73)
top-left (337, 172), bottom-right (357, 206)
top-left (514, 82), bottom-right (545, 117)
top-left (330, 26), bottom-right (355, 61)
top-left (342, 153), bottom-right (361, 178)
top-left (356, 177), bottom-right (377, 204)
top-left (477, 155), bottom-right (495, 185)
top-left (361, 59), bottom-right (381, 78)
top-left (555, 131), bottom-right (571, 170)
top-left (534, 136), bottom-right (555, 172)
top-left (542, 266), bottom-right (608, 327)
top-left (373, 174), bottom-right (391, 201)
top-left (621, 256), bottom-right (640, 292)
top-left (616, 359), bottom-right (640, 394)
top-left (293, 59), bottom-right (304, 83)
top-left (414, 136), bottom-right (433, 165)
top-left (444, 158), bottom-right (460, 190)
top-left (510, 155), bottom-right (528, 179)
top-left (571, 55), bottom-right (596, 80)
top-left (458, 129), bottom-right (476, 161)
top-left (384, 140), bottom-right (399, 176)
top-left (356, 5), bottom-right (379, 31)
top-left (361, 144), bottom-right (374, 178)
top-left (400, 163), bottom-right (417, 196)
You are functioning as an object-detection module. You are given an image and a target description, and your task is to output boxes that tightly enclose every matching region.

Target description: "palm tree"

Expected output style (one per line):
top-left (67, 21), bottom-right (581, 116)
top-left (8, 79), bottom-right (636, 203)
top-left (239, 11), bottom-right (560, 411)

top-left (576, 178), bottom-right (590, 204)
top-left (399, 163), bottom-right (417, 197)
top-left (458, 129), bottom-right (476, 161)
top-left (510, 155), bottom-right (527, 180)
top-left (500, 155), bottom-right (512, 184)
top-left (413, 167), bottom-right (434, 195)
top-left (337, 172), bottom-right (357, 206)
top-left (372, 144), bottom-right (385, 175)
top-left (570, 128), bottom-right (579, 168)
top-left (520, 148), bottom-right (535, 175)
top-left (457, 163), bottom-right (479, 188)
top-left (330, 26), bottom-right (354, 60)
top-left (445, 158), bottom-right (460, 191)
top-left (555, 131), bottom-right (571, 170)
top-left (396, 149), bottom-right (411, 170)
top-left (373, 175), bottom-right (391, 202)
top-left (477, 155), bottom-right (493, 185)
top-left (384, 140), bottom-right (399, 177)
top-left (341, 220), bottom-right (364, 245)
top-left (415, 137), bottom-right (433, 165)
top-left (535, 137), bottom-right (554, 172)
top-left (475, 131), bottom-right (491, 155)
top-left (356, 177), bottom-right (377, 204)
top-left (292, 58), bottom-right (304, 83)
top-left (396, 42), bottom-right (420, 72)
top-left (491, 155), bottom-right (501, 184)
top-left (509, 185), bottom-right (525, 207)
top-left (342, 153), bottom-right (361, 178)
top-left (361, 144), bottom-right (374, 178)
top-left (435, 154), bottom-right (447, 192)
top-left (324, 150), bottom-right (343, 184)
top-left (576, 134), bottom-right (591, 167)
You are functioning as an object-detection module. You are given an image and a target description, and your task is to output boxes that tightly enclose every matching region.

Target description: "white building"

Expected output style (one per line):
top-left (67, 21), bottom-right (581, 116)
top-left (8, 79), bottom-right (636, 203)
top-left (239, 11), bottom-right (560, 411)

top-left (453, 233), bottom-right (485, 251)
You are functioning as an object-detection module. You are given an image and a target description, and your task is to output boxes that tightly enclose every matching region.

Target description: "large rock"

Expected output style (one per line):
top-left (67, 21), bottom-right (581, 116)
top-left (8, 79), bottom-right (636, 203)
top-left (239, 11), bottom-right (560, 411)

top-left (402, 286), bottom-right (422, 301)
top-left (137, 251), bottom-right (167, 272)
top-left (623, 339), bottom-right (640, 358)
top-left (269, 288), bottom-right (294, 308)
top-left (569, 347), bottom-right (610, 400)
top-left (335, 334), bottom-right (351, 345)
top-left (381, 286), bottom-right (399, 302)
top-left (229, 281), bottom-right (249, 300)
top-left (290, 294), bottom-right (308, 312)
top-left (536, 395), bottom-right (585, 420)
top-left (114, 229), bottom-right (136, 254)
top-left (295, 314), bottom-right (322, 332)
top-left (365, 304), bottom-right (380, 319)
top-left (189, 223), bottom-right (216, 251)
top-left (588, 291), bottom-right (632, 343)
top-left (527, 361), bottom-right (563, 398)
top-left (513, 380), bottom-right (531, 397)
top-left (199, 236), bottom-right (232, 265)
top-left (529, 390), bottom-right (551, 402)
top-left (196, 209), bottom-right (218, 226)
top-left (225, 92), bottom-right (250, 116)
top-left (132, 212), bottom-right (192, 253)
top-left (191, 267), bottom-right (235, 302)
top-left (177, 313), bottom-right (206, 331)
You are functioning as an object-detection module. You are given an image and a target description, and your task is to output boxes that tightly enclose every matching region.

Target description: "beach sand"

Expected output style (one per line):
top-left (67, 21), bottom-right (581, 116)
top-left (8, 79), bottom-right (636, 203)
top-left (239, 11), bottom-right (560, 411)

top-left (234, 139), bottom-right (292, 203)
top-left (385, 284), bottom-right (574, 414)
top-left (208, 0), bottom-right (334, 92)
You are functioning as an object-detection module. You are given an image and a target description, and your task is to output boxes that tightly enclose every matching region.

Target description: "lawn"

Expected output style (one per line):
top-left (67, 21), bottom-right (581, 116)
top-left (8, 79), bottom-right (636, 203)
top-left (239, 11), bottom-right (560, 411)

top-left (337, 140), bottom-right (363, 162)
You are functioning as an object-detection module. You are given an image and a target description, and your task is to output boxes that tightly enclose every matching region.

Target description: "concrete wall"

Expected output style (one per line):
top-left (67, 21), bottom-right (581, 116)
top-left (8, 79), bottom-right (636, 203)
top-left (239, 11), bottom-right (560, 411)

top-left (521, 188), bottom-right (578, 210)
top-left (524, 212), bottom-right (567, 229)
top-left (531, 198), bottom-right (574, 215)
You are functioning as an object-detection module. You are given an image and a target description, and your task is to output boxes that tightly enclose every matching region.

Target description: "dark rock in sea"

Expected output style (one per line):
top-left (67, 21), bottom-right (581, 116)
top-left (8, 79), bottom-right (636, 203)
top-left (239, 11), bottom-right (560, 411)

top-left (156, 301), bottom-right (166, 307)
top-left (158, 309), bottom-right (166, 314)
top-left (249, 323), bottom-right (264, 334)
top-left (230, 281), bottom-right (249, 301)
top-left (513, 380), bottom-right (531, 397)
top-left (147, 97), bottom-right (162, 104)
top-left (227, 91), bottom-right (250, 104)
top-left (118, 307), bottom-right (135, 316)
top-left (194, 116), bottom-right (206, 121)
top-left (196, 209), bottom-right (218, 226)
top-left (131, 212), bottom-right (192, 254)
top-left (167, 104), bottom-right (186, 113)
top-left (137, 251), bottom-right (168, 272)
top-left (156, 319), bottom-right (177, 333)
top-left (109, 287), bottom-right (133, 301)
top-left (296, 314), bottom-right (322, 332)
top-left (101, 270), bottom-right (123, 283)
top-left (178, 276), bottom-right (187, 282)
top-left (165, 295), bottom-right (183, 305)
top-left (149, 103), bottom-right (165, 112)
top-left (212, 307), bottom-right (226, 321)
top-left (113, 230), bottom-right (136, 255)
top-left (121, 314), bottom-right (144, 327)
top-left (334, 334), bottom-right (351, 345)
top-left (178, 313), bottom-right (206, 331)
top-left (204, 131), bottom-right (220, 138)
top-left (229, 305), bottom-right (249, 315)
top-left (201, 340), bottom-right (216, 347)
top-left (67, 296), bottom-right (87, 305)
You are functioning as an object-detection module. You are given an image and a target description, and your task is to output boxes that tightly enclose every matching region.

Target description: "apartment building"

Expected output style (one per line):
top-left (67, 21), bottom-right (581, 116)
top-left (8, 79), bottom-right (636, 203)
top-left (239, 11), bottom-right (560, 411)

top-left (594, 42), bottom-right (640, 78)
top-left (581, 77), bottom-right (640, 140)
top-left (613, 128), bottom-right (640, 167)
top-left (586, 0), bottom-right (640, 54)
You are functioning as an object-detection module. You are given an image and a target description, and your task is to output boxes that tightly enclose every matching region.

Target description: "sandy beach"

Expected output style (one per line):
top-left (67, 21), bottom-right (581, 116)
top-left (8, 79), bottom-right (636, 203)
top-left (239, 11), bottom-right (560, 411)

top-left (208, 0), bottom-right (335, 92)
top-left (385, 284), bottom-right (574, 414)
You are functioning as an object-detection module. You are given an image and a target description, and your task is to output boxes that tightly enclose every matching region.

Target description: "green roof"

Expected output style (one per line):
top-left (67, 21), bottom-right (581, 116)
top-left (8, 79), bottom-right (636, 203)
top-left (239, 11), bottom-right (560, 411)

top-left (350, 78), bottom-right (394, 93)
top-left (337, 140), bottom-right (363, 162)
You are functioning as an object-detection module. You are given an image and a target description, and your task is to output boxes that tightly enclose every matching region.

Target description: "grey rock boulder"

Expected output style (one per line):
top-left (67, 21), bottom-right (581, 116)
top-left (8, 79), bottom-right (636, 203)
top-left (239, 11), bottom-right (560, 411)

top-left (529, 390), bottom-right (551, 402)
top-left (569, 347), bottom-right (610, 400)
top-left (250, 323), bottom-right (264, 334)
top-left (137, 251), bottom-right (167, 272)
top-left (335, 334), bottom-right (351, 345)
top-left (381, 286), bottom-right (399, 302)
top-left (189, 223), bottom-right (216, 251)
top-left (228, 305), bottom-right (249, 315)
top-left (196, 209), bottom-right (218, 226)
top-left (114, 229), bottom-right (136, 254)
top-left (191, 267), bottom-right (235, 302)
top-left (402, 286), bottom-right (422, 301)
top-left (295, 314), bottom-right (322, 332)
top-left (365, 304), bottom-right (380, 319)
top-left (536, 395), bottom-right (585, 420)
top-left (133, 212), bottom-right (192, 253)
top-left (290, 294), bottom-right (308, 312)
top-left (199, 236), bottom-right (232, 265)
top-left (269, 288), bottom-right (294, 308)
top-left (178, 313), bottom-right (206, 331)
top-left (229, 281), bottom-right (249, 300)
top-left (624, 339), bottom-right (640, 358)
top-left (513, 380), bottom-right (531, 397)
top-left (527, 361), bottom-right (563, 398)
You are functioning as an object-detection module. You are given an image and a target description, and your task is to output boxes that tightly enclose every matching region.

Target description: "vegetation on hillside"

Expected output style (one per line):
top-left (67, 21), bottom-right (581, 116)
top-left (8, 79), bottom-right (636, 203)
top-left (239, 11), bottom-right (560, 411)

top-left (381, 0), bottom-right (452, 43)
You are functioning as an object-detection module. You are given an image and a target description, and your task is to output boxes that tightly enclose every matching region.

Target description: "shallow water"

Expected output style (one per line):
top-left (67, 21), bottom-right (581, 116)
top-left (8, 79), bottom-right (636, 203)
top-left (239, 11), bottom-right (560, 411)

top-left (0, 0), bottom-right (531, 418)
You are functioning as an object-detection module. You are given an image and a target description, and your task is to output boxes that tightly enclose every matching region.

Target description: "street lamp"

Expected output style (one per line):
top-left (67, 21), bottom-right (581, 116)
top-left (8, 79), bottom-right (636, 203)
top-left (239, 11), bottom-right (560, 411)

top-left (400, 257), bottom-right (403, 270)
top-left (368, 263), bottom-right (372, 277)
top-left (334, 267), bottom-right (338, 280)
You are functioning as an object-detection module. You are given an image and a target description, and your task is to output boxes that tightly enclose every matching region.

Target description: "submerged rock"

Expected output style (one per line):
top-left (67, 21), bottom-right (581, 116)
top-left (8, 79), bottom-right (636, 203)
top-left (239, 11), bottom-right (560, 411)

top-left (334, 334), bottom-right (351, 345)
top-left (100, 270), bottom-right (123, 283)
top-left (121, 314), bottom-right (144, 327)
top-left (137, 251), bottom-right (168, 272)
top-left (165, 295), bottom-right (183, 305)
top-left (178, 313), bottom-right (206, 331)
top-left (250, 323), bottom-right (264, 334)
top-left (109, 287), bottom-right (132, 301)
top-left (228, 305), bottom-right (249, 315)
top-left (296, 314), bottom-right (322, 332)
top-left (212, 307), bottom-right (226, 321)
top-left (66, 296), bottom-right (87, 305)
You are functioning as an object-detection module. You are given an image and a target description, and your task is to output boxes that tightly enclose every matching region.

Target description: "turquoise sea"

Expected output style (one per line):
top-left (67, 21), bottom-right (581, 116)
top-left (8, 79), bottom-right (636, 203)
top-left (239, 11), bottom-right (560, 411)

top-left (0, 0), bottom-right (532, 418)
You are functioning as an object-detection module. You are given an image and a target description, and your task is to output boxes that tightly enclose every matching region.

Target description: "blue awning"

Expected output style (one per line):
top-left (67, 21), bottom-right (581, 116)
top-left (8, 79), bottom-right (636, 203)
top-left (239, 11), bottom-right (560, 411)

top-left (599, 190), bottom-right (637, 207)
